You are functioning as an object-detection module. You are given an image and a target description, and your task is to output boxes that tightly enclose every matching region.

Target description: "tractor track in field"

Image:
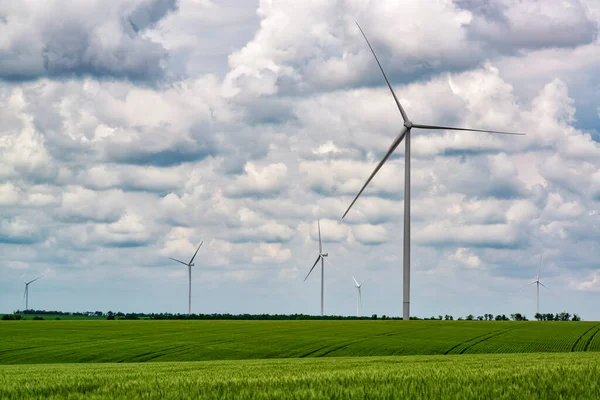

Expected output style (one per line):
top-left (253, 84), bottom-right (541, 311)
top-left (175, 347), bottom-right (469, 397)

top-left (443, 329), bottom-right (503, 355)
top-left (458, 326), bottom-right (521, 354)
top-left (319, 341), bottom-right (362, 357)
top-left (130, 344), bottom-right (190, 362)
top-left (443, 326), bottom-right (520, 355)
top-left (570, 324), bottom-right (599, 352)
top-left (583, 324), bottom-right (600, 352)
top-left (299, 344), bottom-right (333, 358)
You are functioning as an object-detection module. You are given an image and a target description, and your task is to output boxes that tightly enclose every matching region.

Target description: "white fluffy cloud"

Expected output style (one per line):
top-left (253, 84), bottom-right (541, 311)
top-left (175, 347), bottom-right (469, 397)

top-left (1, 0), bottom-right (600, 319)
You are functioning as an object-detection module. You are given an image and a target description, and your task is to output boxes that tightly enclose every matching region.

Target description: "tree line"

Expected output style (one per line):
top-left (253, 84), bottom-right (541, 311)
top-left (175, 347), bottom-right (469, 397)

top-left (410, 312), bottom-right (580, 321)
top-left (2, 309), bottom-right (582, 321)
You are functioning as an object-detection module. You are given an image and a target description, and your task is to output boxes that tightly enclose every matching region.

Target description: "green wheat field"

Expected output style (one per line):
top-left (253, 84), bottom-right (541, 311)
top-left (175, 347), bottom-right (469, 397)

top-left (2, 320), bottom-right (600, 398)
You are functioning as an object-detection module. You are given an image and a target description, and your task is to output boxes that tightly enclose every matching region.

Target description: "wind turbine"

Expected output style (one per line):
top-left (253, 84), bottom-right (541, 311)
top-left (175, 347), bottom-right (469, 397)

top-left (342, 22), bottom-right (525, 320)
top-left (303, 219), bottom-right (328, 316)
top-left (22, 275), bottom-right (43, 310)
top-left (353, 276), bottom-right (362, 317)
top-left (168, 241), bottom-right (203, 315)
top-left (520, 254), bottom-right (550, 315)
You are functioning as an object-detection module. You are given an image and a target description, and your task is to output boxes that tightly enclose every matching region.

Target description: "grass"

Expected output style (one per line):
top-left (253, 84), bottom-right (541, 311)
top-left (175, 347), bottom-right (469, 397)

top-left (1, 353), bottom-right (599, 399)
top-left (2, 320), bottom-right (600, 364)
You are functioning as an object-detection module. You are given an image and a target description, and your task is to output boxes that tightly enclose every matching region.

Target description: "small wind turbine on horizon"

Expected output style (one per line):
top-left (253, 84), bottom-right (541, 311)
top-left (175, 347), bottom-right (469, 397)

top-left (303, 219), bottom-right (329, 316)
top-left (520, 254), bottom-right (551, 315)
top-left (168, 241), bottom-right (203, 315)
top-left (342, 22), bottom-right (526, 320)
top-left (353, 276), bottom-right (362, 318)
top-left (22, 275), bottom-right (43, 310)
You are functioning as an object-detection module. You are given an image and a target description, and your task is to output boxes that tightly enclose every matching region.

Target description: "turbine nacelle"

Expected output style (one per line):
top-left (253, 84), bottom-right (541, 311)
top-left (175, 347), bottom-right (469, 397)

top-left (320, 253), bottom-right (328, 258)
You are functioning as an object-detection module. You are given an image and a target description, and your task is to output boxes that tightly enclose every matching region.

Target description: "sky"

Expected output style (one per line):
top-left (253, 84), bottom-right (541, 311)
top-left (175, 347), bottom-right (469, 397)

top-left (1, 0), bottom-right (599, 320)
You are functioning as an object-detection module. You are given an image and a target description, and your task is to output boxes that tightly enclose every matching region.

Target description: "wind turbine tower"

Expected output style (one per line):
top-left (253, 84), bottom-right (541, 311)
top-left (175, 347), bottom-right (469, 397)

top-left (342, 22), bottom-right (525, 320)
top-left (521, 254), bottom-right (550, 315)
top-left (353, 276), bottom-right (362, 317)
top-left (22, 275), bottom-right (43, 310)
top-left (168, 241), bottom-right (203, 314)
top-left (304, 219), bottom-right (328, 316)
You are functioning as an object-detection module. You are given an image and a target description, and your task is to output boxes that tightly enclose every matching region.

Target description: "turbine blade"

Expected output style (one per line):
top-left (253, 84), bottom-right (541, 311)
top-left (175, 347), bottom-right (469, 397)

top-left (352, 276), bottom-right (360, 287)
top-left (189, 241), bottom-right (203, 265)
top-left (358, 287), bottom-right (362, 307)
top-left (168, 257), bottom-right (189, 266)
top-left (539, 282), bottom-right (552, 293)
top-left (411, 123), bottom-right (525, 136)
top-left (27, 275), bottom-right (44, 285)
top-left (23, 287), bottom-right (27, 302)
top-left (323, 257), bottom-right (335, 269)
top-left (356, 22), bottom-right (408, 122)
top-left (317, 220), bottom-right (322, 254)
top-left (517, 281), bottom-right (536, 291)
top-left (304, 255), bottom-right (322, 282)
top-left (342, 127), bottom-right (408, 219)
top-left (537, 254), bottom-right (542, 281)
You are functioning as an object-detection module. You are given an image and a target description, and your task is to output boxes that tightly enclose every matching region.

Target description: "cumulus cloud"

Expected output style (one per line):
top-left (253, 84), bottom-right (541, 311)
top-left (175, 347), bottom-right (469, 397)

top-left (351, 224), bottom-right (388, 245)
top-left (459, 0), bottom-right (597, 50)
top-left (448, 248), bottom-right (481, 269)
top-left (223, 0), bottom-right (597, 97)
top-left (252, 243), bottom-right (292, 264)
top-left (0, 0), bottom-right (178, 82)
top-left (226, 162), bottom-right (288, 197)
top-left (569, 272), bottom-right (600, 292)
top-left (2, 0), bottom-right (600, 318)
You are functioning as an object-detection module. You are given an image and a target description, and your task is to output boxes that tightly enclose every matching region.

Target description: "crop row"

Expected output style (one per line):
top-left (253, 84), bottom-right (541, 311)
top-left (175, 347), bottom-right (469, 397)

top-left (1, 353), bottom-right (600, 399)
top-left (1, 320), bottom-right (599, 364)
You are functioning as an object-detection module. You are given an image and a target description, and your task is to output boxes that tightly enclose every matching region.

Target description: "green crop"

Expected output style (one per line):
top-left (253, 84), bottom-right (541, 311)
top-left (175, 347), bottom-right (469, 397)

top-left (2, 320), bottom-right (600, 364)
top-left (1, 353), bottom-right (599, 399)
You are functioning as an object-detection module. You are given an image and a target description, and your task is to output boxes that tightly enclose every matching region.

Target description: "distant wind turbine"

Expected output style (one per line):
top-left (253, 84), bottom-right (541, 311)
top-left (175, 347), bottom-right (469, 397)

top-left (342, 22), bottom-right (526, 320)
top-left (22, 275), bottom-right (43, 310)
top-left (353, 276), bottom-right (362, 317)
top-left (520, 254), bottom-right (550, 315)
top-left (168, 241), bottom-right (203, 314)
top-left (303, 220), bottom-right (329, 316)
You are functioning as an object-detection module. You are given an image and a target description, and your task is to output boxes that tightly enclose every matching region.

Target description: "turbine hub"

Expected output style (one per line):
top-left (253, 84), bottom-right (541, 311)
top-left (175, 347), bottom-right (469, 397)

top-left (404, 120), bottom-right (413, 129)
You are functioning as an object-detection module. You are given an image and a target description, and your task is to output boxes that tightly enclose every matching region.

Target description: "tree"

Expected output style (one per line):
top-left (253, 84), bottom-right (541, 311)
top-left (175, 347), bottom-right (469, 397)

top-left (558, 312), bottom-right (570, 321)
top-left (466, 314), bottom-right (474, 321)
top-left (2, 314), bottom-right (22, 320)
top-left (572, 314), bottom-right (581, 321)
top-left (477, 316), bottom-right (484, 321)
top-left (371, 314), bottom-right (377, 320)
top-left (510, 313), bottom-right (526, 321)
top-left (534, 313), bottom-right (542, 321)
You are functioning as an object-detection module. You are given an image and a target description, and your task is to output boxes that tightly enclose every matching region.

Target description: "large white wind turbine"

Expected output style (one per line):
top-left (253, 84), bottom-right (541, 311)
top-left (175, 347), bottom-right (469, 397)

top-left (168, 241), bottom-right (203, 315)
top-left (353, 276), bottom-right (362, 317)
top-left (22, 275), bottom-right (43, 310)
top-left (342, 22), bottom-right (526, 320)
top-left (520, 254), bottom-right (550, 315)
top-left (303, 220), bottom-right (329, 316)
